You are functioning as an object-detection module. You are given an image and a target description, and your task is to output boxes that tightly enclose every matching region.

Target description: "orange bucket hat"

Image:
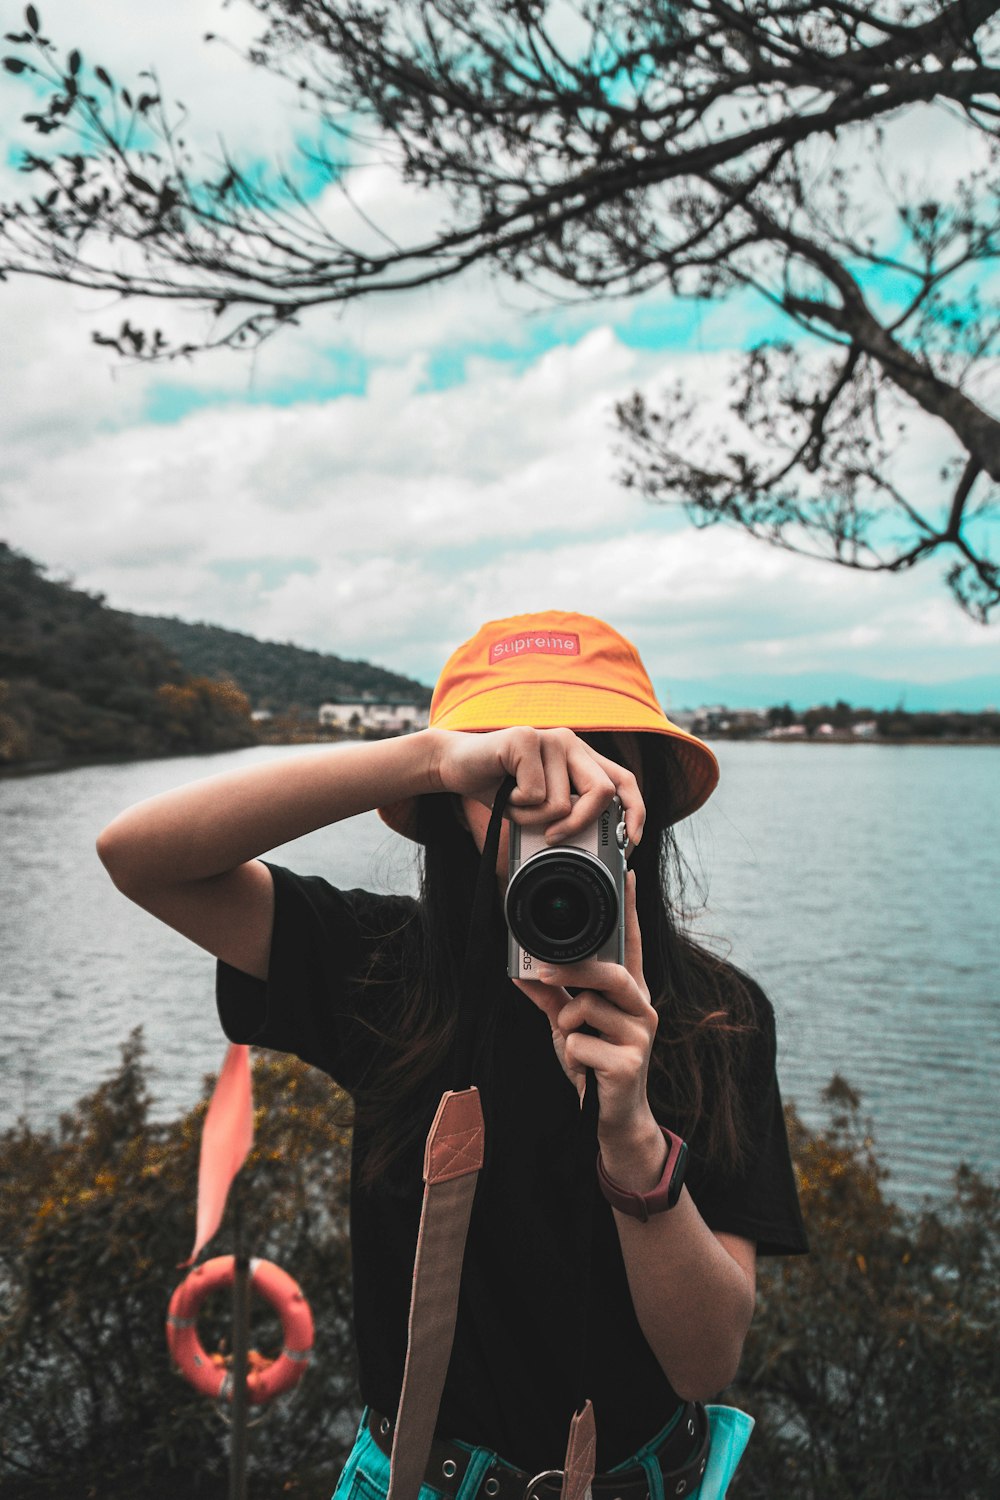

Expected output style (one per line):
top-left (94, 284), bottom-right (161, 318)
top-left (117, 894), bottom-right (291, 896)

top-left (378, 610), bottom-right (719, 839)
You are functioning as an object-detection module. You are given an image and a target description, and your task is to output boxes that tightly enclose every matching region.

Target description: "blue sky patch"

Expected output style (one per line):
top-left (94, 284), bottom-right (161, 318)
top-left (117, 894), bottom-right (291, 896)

top-left (208, 556), bottom-right (320, 591)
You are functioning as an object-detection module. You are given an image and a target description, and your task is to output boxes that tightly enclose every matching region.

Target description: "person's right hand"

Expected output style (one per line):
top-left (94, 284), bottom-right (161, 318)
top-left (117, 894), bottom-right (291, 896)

top-left (429, 726), bottom-right (645, 847)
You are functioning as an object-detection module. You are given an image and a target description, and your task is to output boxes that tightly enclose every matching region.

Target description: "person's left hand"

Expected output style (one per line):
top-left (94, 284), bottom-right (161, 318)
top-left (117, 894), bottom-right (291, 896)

top-left (513, 869), bottom-right (659, 1140)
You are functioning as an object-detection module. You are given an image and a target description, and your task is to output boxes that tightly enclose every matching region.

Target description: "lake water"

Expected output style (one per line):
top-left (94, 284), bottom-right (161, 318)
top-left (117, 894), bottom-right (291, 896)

top-left (2, 741), bottom-right (997, 1212)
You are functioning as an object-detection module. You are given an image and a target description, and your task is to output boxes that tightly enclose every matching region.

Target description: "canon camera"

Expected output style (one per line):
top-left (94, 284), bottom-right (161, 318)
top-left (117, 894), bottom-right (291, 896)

top-left (505, 795), bottom-right (628, 978)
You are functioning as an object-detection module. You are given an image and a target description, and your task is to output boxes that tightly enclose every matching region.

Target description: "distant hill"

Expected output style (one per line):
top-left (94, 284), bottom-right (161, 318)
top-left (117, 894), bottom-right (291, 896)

top-left (120, 612), bottom-right (432, 713)
top-left (0, 542), bottom-right (257, 768)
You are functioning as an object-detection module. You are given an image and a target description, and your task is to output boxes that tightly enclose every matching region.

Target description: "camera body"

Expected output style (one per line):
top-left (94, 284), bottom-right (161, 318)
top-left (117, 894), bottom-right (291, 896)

top-left (505, 795), bottom-right (628, 979)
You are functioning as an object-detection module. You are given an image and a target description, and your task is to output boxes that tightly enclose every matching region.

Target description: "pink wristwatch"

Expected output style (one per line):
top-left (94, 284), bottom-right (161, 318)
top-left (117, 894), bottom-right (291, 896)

top-left (596, 1125), bottom-right (688, 1221)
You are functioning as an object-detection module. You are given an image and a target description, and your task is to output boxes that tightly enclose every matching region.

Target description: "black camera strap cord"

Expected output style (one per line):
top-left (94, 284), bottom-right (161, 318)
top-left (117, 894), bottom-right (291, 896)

top-left (385, 776), bottom-right (600, 1500)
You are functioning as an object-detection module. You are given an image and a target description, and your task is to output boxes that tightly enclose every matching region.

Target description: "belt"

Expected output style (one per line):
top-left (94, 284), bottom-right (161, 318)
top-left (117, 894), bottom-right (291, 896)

top-left (366, 1402), bottom-right (711, 1500)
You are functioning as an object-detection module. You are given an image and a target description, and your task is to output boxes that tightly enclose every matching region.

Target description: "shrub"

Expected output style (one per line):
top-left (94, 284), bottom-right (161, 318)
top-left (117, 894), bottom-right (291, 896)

top-left (1, 1048), bottom-right (996, 1498)
top-left (0, 1033), bottom-right (358, 1498)
top-left (730, 1076), bottom-right (1000, 1498)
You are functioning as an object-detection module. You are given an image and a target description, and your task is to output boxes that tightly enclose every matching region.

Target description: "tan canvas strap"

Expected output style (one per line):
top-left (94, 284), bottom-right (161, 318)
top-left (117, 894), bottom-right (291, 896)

top-left (385, 1084), bottom-right (597, 1500)
top-left (387, 1088), bottom-right (486, 1500)
top-left (559, 1399), bottom-right (596, 1500)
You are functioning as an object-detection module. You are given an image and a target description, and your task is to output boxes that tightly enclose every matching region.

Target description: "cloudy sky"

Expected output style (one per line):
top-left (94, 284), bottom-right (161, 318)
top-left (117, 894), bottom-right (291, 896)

top-left (2, 0), bottom-right (998, 708)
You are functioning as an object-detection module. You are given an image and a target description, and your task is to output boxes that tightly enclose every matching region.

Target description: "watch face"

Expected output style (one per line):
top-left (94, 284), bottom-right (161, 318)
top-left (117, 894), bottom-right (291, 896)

top-left (668, 1139), bottom-right (689, 1208)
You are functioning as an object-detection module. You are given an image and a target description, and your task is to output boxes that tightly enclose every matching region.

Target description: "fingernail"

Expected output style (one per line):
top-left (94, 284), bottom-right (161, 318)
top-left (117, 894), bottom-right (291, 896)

top-left (537, 965), bottom-right (556, 981)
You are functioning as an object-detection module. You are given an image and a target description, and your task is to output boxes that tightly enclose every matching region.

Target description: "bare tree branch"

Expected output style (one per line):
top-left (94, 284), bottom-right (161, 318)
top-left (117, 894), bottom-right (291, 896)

top-left (1, 0), bottom-right (997, 615)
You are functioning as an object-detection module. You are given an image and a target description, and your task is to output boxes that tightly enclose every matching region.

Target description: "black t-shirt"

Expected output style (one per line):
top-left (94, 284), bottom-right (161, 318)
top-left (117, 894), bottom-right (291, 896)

top-left (216, 861), bottom-right (808, 1472)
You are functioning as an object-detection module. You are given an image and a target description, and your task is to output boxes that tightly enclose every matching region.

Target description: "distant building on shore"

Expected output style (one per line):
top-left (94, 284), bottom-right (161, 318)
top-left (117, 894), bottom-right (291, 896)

top-left (318, 700), bottom-right (430, 734)
top-left (681, 705), bottom-right (770, 736)
top-left (765, 723), bottom-right (807, 739)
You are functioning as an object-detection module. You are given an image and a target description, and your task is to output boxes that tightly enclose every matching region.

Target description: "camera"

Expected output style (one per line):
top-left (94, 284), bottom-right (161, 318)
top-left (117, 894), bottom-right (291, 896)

top-left (505, 795), bottom-right (628, 978)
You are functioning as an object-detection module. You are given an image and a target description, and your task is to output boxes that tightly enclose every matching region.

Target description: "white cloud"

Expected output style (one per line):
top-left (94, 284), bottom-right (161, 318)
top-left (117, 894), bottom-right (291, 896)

top-left (2, 326), bottom-right (648, 568)
top-left (3, 304), bottom-right (997, 691)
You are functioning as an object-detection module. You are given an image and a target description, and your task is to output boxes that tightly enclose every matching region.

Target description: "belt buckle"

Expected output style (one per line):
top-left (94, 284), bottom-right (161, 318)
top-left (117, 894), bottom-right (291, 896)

top-left (522, 1469), bottom-right (564, 1500)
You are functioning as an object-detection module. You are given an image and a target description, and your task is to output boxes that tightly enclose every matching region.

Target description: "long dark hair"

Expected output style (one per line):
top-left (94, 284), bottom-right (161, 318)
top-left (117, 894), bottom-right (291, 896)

top-left (341, 733), bottom-right (759, 1195)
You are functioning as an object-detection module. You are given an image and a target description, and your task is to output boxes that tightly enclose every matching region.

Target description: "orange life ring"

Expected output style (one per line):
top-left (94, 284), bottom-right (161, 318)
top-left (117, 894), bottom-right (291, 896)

top-left (166, 1255), bottom-right (314, 1405)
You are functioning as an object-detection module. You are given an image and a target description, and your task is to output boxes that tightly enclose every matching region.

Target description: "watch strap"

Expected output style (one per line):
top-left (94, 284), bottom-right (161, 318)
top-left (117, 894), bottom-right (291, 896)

top-left (596, 1125), bottom-right (688, 1221)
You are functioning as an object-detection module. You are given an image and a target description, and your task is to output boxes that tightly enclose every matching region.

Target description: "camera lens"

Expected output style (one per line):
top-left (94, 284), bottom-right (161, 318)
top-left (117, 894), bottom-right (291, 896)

top-left (529, 881), bottom-right (590, 942)
top-left (505, 847), bottom-right (618, 964)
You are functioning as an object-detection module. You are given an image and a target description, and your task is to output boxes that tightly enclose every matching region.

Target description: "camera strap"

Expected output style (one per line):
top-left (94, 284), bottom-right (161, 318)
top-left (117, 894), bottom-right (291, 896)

top-left (385, 776), bottom-right (598, 1500)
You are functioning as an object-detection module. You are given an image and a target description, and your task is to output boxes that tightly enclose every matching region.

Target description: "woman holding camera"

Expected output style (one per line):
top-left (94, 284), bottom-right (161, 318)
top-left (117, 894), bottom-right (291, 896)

top-left (97, 609), bottom-right (807, 1500)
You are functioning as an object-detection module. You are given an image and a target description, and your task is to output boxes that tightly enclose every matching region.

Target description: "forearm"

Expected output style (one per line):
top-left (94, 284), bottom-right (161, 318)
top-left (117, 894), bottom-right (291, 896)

top-left (96, 729), bottom-right (444, 889)
top-left (599, 1115), bottom-right (755, 1402)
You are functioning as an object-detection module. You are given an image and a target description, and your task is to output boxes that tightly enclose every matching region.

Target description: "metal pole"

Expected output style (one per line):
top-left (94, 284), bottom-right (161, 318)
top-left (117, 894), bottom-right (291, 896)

top-left (229, 1182), bottom-right (250, 1500)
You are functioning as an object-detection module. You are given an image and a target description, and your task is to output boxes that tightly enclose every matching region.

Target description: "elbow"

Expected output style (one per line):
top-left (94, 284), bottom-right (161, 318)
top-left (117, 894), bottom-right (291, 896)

top-left (96, 823), bottom-right (119, 877)
top-left (670, 1349), bottom-right (744, 1406)
top-left (664, 1311), bottom-right (753, 1405)
top-left (96, 820), bottom-right (141, 893)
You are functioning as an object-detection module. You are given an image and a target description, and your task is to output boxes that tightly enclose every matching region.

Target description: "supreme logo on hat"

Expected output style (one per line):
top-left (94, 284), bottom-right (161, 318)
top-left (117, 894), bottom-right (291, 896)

top-left (489, 632), bottom-right (581, 665)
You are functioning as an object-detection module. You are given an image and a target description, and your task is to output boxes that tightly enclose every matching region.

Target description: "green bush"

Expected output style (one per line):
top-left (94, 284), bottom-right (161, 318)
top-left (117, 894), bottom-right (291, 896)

top-left (730, 1077), bottom-right (1000, 1498)
top-left (0, 1034), bottom-right (358, 1498)
top-left (1, 1047), bottom-right (996, 1499)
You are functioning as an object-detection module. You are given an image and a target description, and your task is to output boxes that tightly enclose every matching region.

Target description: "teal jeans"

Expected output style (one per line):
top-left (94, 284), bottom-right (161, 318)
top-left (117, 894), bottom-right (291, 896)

top-left (331, 1404), bottom-right (754, 1500)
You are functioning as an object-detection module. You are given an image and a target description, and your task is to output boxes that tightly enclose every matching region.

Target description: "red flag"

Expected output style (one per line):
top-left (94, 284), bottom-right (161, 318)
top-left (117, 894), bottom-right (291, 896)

top-left (181, 1043), bottom-right (254, 1267)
